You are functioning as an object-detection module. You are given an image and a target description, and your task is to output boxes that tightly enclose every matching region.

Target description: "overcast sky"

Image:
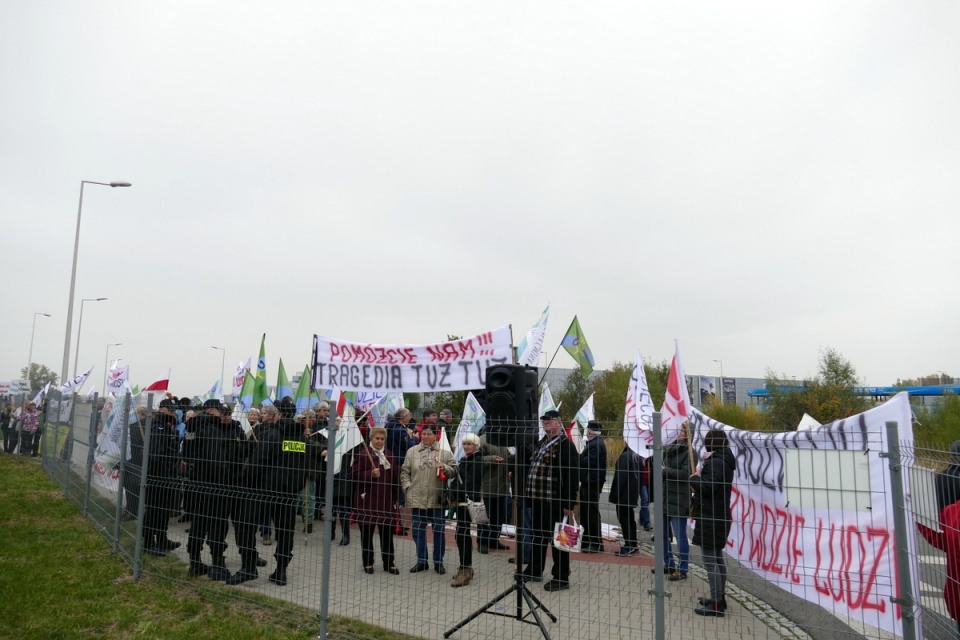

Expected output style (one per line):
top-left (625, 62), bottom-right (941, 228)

top-left (2, 1), bottom-right (958, 397)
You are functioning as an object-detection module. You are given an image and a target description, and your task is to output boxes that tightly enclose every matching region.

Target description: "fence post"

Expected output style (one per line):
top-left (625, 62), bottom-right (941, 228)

top-left (83, 393), bottom-right (99, 517)
top-left (883, 420), bottom-right (917, 640)
top-left (112, 392), bottom-right (132, 554)
top-left (317, 413), bottom-right (338, 640)
top-left (649, 411), bottom-right (666, 640)
top-left (133, 395), bottom-right (154, 579)
top-left (62, 393), bottom-right (78, 495)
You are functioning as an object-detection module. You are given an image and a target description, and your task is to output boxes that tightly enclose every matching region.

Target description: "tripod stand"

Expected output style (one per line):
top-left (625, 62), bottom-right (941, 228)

top-left (444, 438), bottom-right (557, 639)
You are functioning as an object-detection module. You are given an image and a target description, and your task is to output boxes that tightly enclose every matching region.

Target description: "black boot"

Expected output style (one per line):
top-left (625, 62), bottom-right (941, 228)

top-left (225, 556), bottom-right (259, 586)
top-left (207, 556), bottom-right (230, 582)
top-left (339, 523), bottom-right (350, 546)
top-left (268, 562), bottom-right (288, 586)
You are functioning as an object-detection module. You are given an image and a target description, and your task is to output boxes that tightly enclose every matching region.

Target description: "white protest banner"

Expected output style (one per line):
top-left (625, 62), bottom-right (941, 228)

top-left (624, 350), bottom-right (655, 457)
top-left (568, 393), bottom-right (593, 454)
top-left (516, 304), bottom-right (550, 366)
top-left (687, 393), bottom-right (920, 637)
top-left (106, 365), bottom-right (129, 395)
top-left (91, 395), bottom-right (135, 496)
top-left (0, 382), bottom-right (10, 395)
top-left (453, 392), bottom-right (486, 461)
top-left (311, 326), bottom-right (513, 393)
top-left (61, 365), bottom-right (94, 395)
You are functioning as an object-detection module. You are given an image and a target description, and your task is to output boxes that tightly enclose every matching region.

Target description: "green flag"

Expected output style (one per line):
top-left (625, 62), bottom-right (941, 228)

top-left (253, 334), bottom-right (270, 406)
top-left (293, 363), bottom-right (313, 413)
top-left (561, 316), bottom-right (595, 377)
top-left (239, 371), bottom-right (256, 410)
top-left (276, 358), bottom-right (293, 401)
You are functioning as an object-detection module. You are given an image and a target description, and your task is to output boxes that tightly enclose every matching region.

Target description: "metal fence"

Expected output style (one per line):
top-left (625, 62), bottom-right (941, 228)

top-left (35, 391), bottom-right (960, 640)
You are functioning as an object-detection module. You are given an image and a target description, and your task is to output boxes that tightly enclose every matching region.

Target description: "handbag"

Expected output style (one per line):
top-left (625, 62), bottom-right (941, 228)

top-left (552, 515), bottom-right (583, 552)
top-left (466, 498), bottom-right (489, 524)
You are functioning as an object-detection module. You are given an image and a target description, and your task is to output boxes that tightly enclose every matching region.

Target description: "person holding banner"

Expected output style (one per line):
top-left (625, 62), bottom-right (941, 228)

top-left (690, 429), bottom-right (737, 617)
top-left (659, 424), bottom-right (696, 581)
top-left (352, 427), bottom-right (400, 574)
top-left (401, 423), bottom-right (456, 575)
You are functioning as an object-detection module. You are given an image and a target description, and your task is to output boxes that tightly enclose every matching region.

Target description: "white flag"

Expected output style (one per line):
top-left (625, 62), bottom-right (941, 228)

top-left (60, 366), bottom-right (94, 394)
top-left (106, 365), bottom-right (129, 396)
top-left (326, 396), bottom-right (364, 474)
top-left (32, 382), bottom-right (51, 405)
top-left (624, 350), bottom-right (655, 457)
top-left (569, 393), bottom-right (594, 455)
top-left (516, 304), bottom-right (550, 366)
top-left (232, 358), bottom-right (250, 399)
top-left (659, 340), bottom-right (691, 446)
top-left (453, 392), bottom-right (486, 461)
top-left (537, 383), bottom-right (558, 439)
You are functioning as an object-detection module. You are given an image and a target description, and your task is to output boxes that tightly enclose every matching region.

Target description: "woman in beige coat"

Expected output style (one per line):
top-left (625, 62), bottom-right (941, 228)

top-left (401, 424), bottom-right (457, 574)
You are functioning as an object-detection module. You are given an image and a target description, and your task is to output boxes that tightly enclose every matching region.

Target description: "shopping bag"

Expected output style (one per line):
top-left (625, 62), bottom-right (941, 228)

top-left (552, 515), bottom-right (583, 552)
top-left (466, 499), bottom-right (489, 524)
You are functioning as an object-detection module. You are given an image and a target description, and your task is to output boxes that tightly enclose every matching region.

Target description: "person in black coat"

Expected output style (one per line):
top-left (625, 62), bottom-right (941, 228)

top-left (936, 440), bottom-right (960, 513)
top-left (139, 401), bottom-right (182, 556)
top-left (449, 433), bottom-right (483, 587)
top-left (690, 428), bottom-right (737, 617)
top-left (579, 420), bottom-right (607, 553)
top-left (661, 425), bottom-right (696, 579)
top-left (609, 442), bottom-right (641, 556)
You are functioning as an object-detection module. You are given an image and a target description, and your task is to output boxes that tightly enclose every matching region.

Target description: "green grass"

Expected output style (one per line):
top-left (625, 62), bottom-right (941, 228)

top-left (0, 454), bottom-right (418, 640)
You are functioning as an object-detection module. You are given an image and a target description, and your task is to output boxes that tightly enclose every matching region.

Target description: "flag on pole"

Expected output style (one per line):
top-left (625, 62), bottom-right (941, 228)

top-left (560, 316), bottom-right (595, 377)
top-left (538, 383), bottom-right (558, 439)
top-left (86, 386), bottom-right (97, 400)
top-left (517, 304), bottom-right (550, 367)
top-left (106, 365), bottom-right (129, 396)
top-left (143, 369), bottom-right (171, 394)
top-left (293, 364), bottom-right (314, 414)
top-left (276, 359), bottom-right (293, 402)
top-left (659, 340), bottom-right (691, 446)
top-left (453, 392), bottom-right (486, 461)
top-left (368, 392), bottom-right (404, 428)
top-left (205, 378), bottom-right (221, 401)
top-left (568, 393), bottom-right (594, 455)
top-left (253, 334), bottom-right (269, 406)
top-left (60, 366), bottom-right (95, 395)
top-left (32, 382), bottom-right (50, 405)
top-left (232, 358), bottom-right (250, 400)
top-left (239, 371), bottom-right (257, 410)
top-left (624, 350), bottom-right (655, 457)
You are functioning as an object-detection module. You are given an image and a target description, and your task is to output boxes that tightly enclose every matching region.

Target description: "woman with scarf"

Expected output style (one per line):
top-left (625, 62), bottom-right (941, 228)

top-left (352, 427), bottom-right (400, 574)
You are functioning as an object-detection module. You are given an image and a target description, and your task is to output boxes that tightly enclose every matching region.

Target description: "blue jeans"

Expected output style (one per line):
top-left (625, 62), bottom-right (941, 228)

top-left (639, 485), bottom-right (650, 527)
top-left (662, 515), bottom-right (689, 573)
top-left (412, 508), bottom-right (445, 564)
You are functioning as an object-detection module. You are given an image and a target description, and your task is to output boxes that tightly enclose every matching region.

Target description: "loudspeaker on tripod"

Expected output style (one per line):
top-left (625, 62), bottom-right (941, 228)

top-left (482, 364), bottom-right (538, 447)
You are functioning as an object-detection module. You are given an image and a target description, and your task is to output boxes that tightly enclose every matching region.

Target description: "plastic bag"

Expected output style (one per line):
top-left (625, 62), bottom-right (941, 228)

top-left (552, 514), bottom-right (583, 552)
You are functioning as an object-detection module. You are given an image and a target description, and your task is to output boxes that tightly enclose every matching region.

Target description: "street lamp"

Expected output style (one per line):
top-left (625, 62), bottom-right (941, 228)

top-left (103, 343), bottom-right (122, 396)
top-left (712, 359), bottom-right (723, 379)
top-left (73, 297), bottom-right (107, 377)
top-left (61, 180), bottom-right (132, 386)
top-left (937, 371), bottom-right (945, 386)
top-left (212, 346), bottom-right (226, 399)
top-left (26, 312), bottom-right (52, 395)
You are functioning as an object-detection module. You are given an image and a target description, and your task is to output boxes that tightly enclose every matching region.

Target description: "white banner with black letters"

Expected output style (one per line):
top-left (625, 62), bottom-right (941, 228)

top-left (311, 326), bottom-right (513, 393)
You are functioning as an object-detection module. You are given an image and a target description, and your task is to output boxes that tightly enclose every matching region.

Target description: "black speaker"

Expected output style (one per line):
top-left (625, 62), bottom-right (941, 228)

top-left (483, 364), bottom-right (538, 446)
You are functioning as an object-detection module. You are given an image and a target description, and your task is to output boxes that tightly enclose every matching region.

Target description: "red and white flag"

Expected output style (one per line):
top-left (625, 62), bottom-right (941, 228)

top-left (144, 369), bottom-right (171, 393)
top-left (659, 341), bottom-right (691, 446)
top-left (232, 358), bottom-right (250, 399)
top-left (624, 350), bottom-right (655, 457)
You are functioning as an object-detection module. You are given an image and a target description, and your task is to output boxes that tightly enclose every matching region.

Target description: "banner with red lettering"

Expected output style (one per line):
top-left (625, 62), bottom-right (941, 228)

top-left (311, 327), bottom-right (513, 393)
top-left (688, 393), bottom-right (919, 637)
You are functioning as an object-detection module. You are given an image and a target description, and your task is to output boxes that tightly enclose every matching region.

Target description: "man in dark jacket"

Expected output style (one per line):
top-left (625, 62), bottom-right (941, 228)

top-left (523, 410), bottom-right (580, 591)
top-left (248, 405), bottom-right (322, 586)
top-left (579, 420), bottom-right (607, 553)
top-left (138, 400), bottom-right (182, 556)
top-left (184, 399), bottom-right (249, 580)
top-left (609, 442), bottom-right (641, 556)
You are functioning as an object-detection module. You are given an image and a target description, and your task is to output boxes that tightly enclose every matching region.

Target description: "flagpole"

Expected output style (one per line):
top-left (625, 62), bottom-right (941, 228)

top-left (536, 343), bottom-right (563, 387)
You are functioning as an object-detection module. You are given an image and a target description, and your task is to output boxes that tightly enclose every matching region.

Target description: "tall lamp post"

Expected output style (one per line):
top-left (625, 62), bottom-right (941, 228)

top-left (712, 359), bottom-right (723, 379)
top-left (61, 180), bottom-right (132, 387)
top-left (103, 343), bottom-right (122, 396)
top-left (73, 297), bottom-right (107, 378)
top-left (212, 346), bottom-right (226, 399)
top-left (26, 312), bottom-right (52, 395)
